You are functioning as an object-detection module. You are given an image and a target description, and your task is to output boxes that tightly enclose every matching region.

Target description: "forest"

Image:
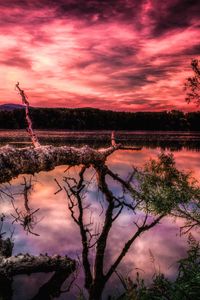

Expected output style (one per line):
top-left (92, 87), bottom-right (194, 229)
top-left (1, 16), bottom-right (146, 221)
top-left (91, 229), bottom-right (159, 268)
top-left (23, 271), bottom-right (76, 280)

top-left (0, 107), bottom-right (200, 130)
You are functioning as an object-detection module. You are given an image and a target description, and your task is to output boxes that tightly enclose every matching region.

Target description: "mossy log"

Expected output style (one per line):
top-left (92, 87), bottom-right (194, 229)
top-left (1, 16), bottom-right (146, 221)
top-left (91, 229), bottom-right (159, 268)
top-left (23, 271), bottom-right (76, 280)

top-left (0, 237), bottom-right (76, 299)
top-left (0, 144), bottom-right (141, 184)
top-left (0, 253), bottom-right (75, 279)
top-left (0, 237), bottom-right (75, 280)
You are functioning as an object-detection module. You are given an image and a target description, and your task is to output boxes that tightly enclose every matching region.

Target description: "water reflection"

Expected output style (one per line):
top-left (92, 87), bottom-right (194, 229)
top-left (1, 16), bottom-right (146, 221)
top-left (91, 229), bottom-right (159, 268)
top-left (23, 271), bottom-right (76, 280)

top-left (0, 130), bottom-right (200, 151)
top-left (0, 147), bottom-right (200, 299)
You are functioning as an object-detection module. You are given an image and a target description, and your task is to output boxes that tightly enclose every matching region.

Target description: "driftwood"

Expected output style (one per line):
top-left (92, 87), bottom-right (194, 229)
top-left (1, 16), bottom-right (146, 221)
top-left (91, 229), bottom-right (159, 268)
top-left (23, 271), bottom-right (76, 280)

top-left (0, 238), bottom-right (75, 280)
top-left (0, 237), bottom-right (76, 299)
top-left (0, 144), bottom-right (141, 184)
top-left (0, 252), bottom-right (75, 278)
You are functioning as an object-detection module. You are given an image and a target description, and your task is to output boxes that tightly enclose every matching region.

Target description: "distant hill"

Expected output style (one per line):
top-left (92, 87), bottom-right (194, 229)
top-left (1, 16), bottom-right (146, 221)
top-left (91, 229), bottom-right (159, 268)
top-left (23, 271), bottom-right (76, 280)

top-left (0, 103), bottom-right (24, 110)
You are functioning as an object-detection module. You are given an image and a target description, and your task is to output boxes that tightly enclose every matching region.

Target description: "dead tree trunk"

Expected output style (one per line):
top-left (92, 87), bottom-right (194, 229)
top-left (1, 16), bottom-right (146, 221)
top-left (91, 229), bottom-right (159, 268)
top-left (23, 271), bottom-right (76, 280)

top-left (15, 82), bottom-right (40, 148)
top-left (0, 144), bottom-right (141, 184)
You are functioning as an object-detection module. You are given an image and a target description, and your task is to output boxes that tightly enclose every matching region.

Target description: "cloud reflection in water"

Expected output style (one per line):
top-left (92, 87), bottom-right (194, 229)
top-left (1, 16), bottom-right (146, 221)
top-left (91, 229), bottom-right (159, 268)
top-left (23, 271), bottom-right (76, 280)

top-left (1, 147), bottom-right (200, 299)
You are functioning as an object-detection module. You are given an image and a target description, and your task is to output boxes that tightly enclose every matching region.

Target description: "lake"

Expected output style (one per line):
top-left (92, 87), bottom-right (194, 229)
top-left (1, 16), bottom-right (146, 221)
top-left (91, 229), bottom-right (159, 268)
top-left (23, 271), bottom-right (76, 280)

top-left (0, 130), bottom-right (200, 299)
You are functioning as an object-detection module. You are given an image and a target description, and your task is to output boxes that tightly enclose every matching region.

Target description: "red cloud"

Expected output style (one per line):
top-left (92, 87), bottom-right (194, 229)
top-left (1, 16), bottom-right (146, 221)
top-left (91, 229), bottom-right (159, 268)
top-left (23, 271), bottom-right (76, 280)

top-left (0, 1), bottom-right (199, 111)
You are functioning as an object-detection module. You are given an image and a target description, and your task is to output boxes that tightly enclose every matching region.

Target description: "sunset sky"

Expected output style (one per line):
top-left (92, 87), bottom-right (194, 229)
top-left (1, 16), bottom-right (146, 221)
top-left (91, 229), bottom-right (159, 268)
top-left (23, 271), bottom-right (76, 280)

top-left (0, 0), bottom-right (200, 111)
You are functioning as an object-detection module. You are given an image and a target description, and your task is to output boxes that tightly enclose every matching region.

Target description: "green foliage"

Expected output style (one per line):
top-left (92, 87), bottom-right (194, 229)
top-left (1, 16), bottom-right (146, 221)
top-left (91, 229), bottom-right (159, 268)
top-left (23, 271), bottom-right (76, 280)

top-left (175, 233), bottom-right (200, 299)
top-left (136, 153), bottom-right (200, 214)
top-left (119, 235), bottom-right (200, 300)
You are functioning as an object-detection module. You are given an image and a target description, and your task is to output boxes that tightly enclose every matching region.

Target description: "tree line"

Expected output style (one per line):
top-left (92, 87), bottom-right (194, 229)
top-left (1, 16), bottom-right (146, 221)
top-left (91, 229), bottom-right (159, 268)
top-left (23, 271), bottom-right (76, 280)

top-left (0, 107), bottom-right (199, 130)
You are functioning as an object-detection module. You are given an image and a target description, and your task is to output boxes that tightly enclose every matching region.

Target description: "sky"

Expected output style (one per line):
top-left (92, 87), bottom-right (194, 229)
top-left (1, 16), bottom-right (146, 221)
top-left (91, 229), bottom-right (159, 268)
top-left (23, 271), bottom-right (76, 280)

top-left (0, 0), bottom-right (200, 111)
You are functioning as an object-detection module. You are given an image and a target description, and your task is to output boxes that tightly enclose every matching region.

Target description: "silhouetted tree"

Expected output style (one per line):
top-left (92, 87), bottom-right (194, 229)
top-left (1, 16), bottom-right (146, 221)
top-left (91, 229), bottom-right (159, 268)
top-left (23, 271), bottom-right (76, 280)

top-left (185, 59), bottom-right (200, 105)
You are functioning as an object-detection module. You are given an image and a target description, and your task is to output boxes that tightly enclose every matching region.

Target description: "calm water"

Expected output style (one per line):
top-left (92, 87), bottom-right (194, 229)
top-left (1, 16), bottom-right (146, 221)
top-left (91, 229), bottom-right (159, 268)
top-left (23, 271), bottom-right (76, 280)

top-left (0, 131), bottom-right (200, 299)
top-left (1, 129), bottom-right (200, 150)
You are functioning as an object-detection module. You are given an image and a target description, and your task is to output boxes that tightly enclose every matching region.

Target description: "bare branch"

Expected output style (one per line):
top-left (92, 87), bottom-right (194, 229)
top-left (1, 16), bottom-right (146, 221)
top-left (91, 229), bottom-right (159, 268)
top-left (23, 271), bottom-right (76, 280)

top-left (64, 166), bottom-right (93, 290)
top-left (15, 82), bottom-right (40, 148)
top-left (10, 177), bottom-right (40, 236)
top-left (105, 214), bottom-right (164, 281)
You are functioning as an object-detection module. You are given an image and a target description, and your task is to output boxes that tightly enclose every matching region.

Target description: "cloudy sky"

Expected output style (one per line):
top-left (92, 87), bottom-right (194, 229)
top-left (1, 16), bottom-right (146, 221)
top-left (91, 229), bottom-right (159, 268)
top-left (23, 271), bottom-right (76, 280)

top-left (0, 0), bottom-right (200, 111)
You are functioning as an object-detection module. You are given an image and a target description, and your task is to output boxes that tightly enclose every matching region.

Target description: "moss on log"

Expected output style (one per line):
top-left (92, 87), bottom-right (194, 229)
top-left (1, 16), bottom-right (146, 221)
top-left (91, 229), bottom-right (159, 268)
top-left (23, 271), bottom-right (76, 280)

top-left (0, 237), bottom-right (76, 280)
top-left (0, 144), bottom-right (121, 183)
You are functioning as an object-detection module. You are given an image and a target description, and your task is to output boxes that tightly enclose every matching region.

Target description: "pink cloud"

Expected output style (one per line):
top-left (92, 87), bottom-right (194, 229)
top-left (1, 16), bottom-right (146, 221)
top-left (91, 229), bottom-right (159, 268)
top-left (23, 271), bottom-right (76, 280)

top-left (0, 1), bottom-right (199, 111)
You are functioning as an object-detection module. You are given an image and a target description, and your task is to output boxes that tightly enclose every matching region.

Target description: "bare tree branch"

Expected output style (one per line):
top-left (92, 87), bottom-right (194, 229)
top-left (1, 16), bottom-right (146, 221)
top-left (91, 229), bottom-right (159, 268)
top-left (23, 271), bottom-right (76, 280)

top-left (10, 176), bottom-right (40, 236)
top-left (105, 214), bottom-right (164, 282)
top-left (15, 82), bottom-right (40, 148)
top-left (64, 166), bottom-right (93, 290)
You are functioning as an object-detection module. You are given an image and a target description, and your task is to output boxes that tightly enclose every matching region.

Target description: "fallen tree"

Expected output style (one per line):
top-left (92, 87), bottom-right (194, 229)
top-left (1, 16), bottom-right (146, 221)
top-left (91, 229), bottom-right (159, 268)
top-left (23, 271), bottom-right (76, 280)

top-left (0, 236), bottom-right (76, 299)
top-left (0, 248), bottom-right (75, 279)
top-left (0, 143), bottom-right (141, 184)
top-left (0, 83), bottom-right (141, 184)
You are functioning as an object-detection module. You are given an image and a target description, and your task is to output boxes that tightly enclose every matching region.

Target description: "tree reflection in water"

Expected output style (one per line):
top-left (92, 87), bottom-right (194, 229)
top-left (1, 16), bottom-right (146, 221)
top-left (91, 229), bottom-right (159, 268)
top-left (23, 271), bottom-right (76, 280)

top-left (1, 150), bottom-right (199, 300)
